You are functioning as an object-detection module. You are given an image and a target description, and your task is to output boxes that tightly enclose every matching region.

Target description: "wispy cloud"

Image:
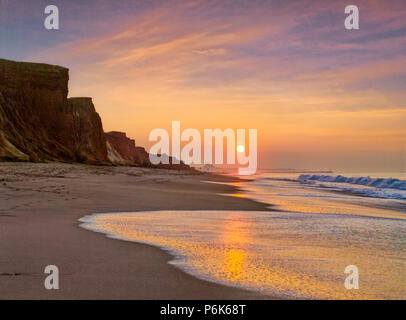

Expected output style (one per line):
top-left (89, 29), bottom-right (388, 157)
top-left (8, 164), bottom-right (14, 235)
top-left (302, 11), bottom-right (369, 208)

top-left (8, 0), bottom-right (405, 170)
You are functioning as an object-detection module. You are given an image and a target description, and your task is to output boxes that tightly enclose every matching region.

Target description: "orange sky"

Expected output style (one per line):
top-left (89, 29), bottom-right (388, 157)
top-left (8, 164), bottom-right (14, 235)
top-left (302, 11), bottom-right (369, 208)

top-left (2, 0), bottom-right (405, 172)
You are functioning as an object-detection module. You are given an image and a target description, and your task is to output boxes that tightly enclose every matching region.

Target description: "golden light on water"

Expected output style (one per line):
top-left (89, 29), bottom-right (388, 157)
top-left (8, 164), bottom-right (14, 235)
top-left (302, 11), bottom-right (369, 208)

top-left (84, 211), bottom-right (406, 300)
top-left (219, 215), bottom-right (250, 282)
top-left (224, 249), bottom-right (246, 281)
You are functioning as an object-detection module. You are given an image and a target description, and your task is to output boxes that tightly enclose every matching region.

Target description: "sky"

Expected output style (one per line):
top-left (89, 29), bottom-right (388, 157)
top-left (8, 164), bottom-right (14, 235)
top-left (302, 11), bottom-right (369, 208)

top-left (1, 0), bottom-right (405, 172)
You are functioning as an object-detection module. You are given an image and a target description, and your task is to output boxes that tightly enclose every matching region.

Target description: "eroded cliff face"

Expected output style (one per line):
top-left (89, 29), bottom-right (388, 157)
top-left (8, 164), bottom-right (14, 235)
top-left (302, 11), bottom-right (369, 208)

top-left (0, 58), bottom-right (71, 161)
top-left (0, 58), bottom-right (192, 170)
top-left (66, 98), bottom-right (109, 164)
top-left (105, 131), bottom-right (193, 170)
top-left (0, 59), bottom-right (109, 164)
top-left (105, 131), bottom-right (147, 166)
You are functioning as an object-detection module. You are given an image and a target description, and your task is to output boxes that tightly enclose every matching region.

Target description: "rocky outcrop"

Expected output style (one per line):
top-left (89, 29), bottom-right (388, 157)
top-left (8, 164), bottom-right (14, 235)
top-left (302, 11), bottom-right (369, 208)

top-left (0, 58), bottom-right (71, 161)
top-left (0, 59), bottom-right (108, 164)
top-left (0, 58), bottom-right (193, 170)
top-left (66, 98), bottom-right (109, 164)
top-left (105, 131), bottom-right (155, 167)
top-left (105, 131), bottom-right (139, 165)
top-left (134, 146), bottom-right (152, 167)
top-left (106, 131), bottom-right (193, 170)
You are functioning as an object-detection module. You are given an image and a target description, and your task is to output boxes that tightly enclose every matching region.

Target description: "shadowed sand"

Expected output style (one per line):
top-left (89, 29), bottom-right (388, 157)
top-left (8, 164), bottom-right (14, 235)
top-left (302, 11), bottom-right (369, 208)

top-left (0, 163), bottom-right (275, 299)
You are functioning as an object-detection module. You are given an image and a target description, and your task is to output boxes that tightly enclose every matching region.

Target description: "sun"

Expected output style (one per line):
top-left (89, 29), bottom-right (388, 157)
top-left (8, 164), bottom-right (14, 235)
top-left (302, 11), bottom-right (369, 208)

top-left (236, 145), bottom-right (245, 153)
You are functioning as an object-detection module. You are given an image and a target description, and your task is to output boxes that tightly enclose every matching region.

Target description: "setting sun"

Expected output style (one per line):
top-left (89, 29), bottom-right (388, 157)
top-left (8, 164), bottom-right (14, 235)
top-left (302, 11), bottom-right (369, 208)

top-left (237, 145), bottom-right (245, 153)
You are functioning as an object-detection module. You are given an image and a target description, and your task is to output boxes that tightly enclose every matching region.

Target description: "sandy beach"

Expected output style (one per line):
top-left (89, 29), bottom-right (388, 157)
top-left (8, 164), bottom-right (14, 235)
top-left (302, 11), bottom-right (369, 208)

top-left (0, 162), bottom-right (273, 300)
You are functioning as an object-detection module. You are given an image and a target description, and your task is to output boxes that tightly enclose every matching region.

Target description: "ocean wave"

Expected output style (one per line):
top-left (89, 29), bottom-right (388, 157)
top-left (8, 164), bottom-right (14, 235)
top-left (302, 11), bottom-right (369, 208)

top-left (298, 174), bottom-right (406, 191)
top-left (297, 174), bottom-right (406, 200)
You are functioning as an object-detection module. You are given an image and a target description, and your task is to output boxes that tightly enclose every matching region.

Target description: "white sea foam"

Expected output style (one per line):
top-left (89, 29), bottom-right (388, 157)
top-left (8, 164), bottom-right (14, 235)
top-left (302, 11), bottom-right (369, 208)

top-left (298, 174), bottom-right (406, 200)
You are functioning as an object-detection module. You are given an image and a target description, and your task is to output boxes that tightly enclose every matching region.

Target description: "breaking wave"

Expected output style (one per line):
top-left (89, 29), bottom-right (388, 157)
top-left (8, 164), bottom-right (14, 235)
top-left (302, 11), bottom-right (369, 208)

top-left (298, 175), bottom-right (406, 191)
top-left (298, 174), bottom-right (406, 200)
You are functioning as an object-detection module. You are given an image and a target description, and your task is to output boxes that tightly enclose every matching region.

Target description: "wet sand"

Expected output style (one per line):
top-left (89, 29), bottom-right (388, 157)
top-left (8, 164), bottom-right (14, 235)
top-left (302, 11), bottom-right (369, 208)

top-left (0, 162), bottom-right (274, 299)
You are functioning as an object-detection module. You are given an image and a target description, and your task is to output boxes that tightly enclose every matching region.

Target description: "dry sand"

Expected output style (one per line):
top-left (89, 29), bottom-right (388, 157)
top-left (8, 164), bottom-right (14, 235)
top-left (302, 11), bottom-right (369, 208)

top-left (0, 162), bottom-right (274, 299)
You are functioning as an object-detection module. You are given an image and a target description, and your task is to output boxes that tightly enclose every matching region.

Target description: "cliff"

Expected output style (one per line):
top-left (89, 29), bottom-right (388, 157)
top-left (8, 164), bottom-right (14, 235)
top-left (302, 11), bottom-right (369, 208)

top-left (105, 131), bottom-right (139, 165)
top-left (106, 131), bottom-right (193, 170)
top-left (0, 59), bottom-right (108, 164)
top-left (0, 58), bottom-right (193, 170)
top-left (0, 58), bottom-right (71, 161)
top-left (66, 98), bottom-right (109, 164)
top-left (106, 131), bottom-right (153, 167)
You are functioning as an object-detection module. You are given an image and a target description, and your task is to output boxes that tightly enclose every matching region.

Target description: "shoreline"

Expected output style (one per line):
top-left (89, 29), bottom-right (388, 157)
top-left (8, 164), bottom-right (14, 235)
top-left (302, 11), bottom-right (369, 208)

top-left (0, 162), bottom-right (277, 299)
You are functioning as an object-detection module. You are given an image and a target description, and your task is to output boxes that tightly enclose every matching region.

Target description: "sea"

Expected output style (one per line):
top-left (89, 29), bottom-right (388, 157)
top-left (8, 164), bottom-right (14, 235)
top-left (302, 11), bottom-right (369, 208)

top-left (79, 171), bottom-right (406, 299)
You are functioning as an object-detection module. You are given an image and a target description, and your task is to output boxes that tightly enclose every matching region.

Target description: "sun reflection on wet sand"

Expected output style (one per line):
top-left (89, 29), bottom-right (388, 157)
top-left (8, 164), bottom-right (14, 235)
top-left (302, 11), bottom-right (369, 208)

top-left (80, 210), bottom-right (406, 299)
top-left (224, 249), bottom-right (246, 281)
top-left (219, 214), bottom-right (251, 282)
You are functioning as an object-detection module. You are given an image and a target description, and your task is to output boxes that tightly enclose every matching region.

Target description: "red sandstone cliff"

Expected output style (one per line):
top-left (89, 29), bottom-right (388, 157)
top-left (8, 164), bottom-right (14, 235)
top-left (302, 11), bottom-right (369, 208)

top-left (0, 59), bottom-right (108, 164)
top-left (66, 97), bottom-right (109, 164)
top-left (105, 131), bottom-right (153, 167)
top-left (0, 59), bottom-right (71, 161)
top-left (106, 131), bottom-right (193, 170)
top-left (0, 58), bottom-right (193, 170)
